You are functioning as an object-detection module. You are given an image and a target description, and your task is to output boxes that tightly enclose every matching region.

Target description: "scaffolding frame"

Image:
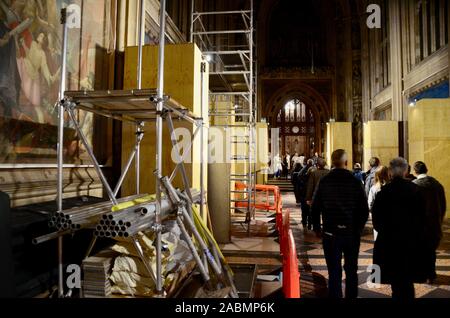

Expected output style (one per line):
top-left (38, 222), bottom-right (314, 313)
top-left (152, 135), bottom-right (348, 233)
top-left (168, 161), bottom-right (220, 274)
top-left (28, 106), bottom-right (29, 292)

top-left (191, 0), bottom-right (257, 235)
top-left (50, 0), bottom-right (235, 298)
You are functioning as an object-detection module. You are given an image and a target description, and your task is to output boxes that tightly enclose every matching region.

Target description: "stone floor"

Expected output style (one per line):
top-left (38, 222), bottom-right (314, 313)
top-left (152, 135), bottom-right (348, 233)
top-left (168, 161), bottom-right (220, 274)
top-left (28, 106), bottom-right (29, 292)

top-left (282, 192), bottom-right (450, 298)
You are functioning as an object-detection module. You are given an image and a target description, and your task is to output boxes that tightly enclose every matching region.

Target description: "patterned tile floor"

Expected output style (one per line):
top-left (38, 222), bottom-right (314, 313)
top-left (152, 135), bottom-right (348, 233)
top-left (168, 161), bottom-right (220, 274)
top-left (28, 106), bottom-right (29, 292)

top-left (282, 192), bottom-right (450, 298)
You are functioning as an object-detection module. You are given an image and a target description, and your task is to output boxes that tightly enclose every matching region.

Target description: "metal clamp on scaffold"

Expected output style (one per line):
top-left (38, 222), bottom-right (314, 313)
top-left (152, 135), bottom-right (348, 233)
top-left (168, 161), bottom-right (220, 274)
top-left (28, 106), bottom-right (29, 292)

top-left (149, 94), bottom-right (169, 104)
top-left (135, 122), bottom-right (144, 137)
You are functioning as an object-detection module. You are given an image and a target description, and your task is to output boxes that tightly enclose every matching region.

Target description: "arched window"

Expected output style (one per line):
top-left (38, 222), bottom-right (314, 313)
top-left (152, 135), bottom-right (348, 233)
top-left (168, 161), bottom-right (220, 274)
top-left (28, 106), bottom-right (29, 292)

top-left (274, 99), bottom-right (316, 157)
top-left (277, 99), bottom-right (314, 126)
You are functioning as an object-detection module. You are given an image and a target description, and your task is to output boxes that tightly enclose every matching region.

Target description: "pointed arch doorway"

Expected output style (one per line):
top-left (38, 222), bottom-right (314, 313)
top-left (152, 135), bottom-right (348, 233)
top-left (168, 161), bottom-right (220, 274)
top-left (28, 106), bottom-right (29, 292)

top-left (273, 99), bottom-right (319, 158)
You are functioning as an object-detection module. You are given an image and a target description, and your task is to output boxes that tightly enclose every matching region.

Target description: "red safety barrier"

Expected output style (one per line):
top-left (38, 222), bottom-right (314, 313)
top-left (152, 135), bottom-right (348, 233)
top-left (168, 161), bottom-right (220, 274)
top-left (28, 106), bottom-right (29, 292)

top-left (280, 209), bottom-right (301, 298)
top-left (234, 182), bottom-right (283, 233)
top-left (233, 183), bottom-right (300, 297)
top-left (282, 229), bottom-right (301, 298)
top-left (234, 182), bottom-right (282, 212)
top-left (280, 209), bottom-right (290, 257)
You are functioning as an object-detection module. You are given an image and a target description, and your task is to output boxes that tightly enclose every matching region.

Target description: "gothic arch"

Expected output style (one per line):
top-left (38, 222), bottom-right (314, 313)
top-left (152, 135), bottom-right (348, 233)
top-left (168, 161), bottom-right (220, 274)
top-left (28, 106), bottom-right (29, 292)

top-left (266, 83), bottom-right (331, 155)
top-left (266, 83), bottom-right (331, 121)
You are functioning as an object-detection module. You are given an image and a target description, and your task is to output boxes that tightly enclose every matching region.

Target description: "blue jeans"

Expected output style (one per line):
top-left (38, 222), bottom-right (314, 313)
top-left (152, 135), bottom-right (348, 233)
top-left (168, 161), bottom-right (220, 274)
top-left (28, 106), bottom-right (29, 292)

top-left (322, 233), bottom-right (360, 298)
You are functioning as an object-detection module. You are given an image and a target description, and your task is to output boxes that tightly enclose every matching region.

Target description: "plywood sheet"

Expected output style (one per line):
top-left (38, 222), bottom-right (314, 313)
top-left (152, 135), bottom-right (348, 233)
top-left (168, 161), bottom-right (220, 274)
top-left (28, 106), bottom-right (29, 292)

top-left (409, 98), bottom-right (450, 216)
top-left (363, 121), bottom-right (399, 170)
top-left (326, 122), bottom-right (353, 170)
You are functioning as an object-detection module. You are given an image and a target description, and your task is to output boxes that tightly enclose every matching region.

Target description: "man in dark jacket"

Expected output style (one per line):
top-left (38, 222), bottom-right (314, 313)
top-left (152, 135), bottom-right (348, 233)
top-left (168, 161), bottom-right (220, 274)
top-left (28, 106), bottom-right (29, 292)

top-left (297, 159), bottom-right (314, 228)
top-left (306, 158), bottom-right (329, 204)
top-left (372, 157), bottom-right (427, 299)
top-left (311, 149), bottom-right (369, 298)
top-left (413, 161), bottom-right (447, 282)
top-left (291, 162), bottom-right (303, 204)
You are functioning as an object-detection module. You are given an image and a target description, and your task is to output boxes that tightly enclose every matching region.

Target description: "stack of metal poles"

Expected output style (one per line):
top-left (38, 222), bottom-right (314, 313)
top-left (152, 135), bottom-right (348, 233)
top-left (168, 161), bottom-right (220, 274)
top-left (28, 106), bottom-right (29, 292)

top-left (48, 195), bottom-right (145, 231)
top-left (94, 190), bottom-right (201, 238)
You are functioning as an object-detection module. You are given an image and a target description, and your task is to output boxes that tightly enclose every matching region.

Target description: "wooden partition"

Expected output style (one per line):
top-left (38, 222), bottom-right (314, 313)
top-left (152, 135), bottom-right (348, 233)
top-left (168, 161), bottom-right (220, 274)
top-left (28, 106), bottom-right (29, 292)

top-left (363, 121), bottom-right (399, 170)
top-left (121, 43), bottom-right (209, 196)
top-left (409, 98), bottom-right (450, 216)
top-left (326, 122), bottom-right (353, 170)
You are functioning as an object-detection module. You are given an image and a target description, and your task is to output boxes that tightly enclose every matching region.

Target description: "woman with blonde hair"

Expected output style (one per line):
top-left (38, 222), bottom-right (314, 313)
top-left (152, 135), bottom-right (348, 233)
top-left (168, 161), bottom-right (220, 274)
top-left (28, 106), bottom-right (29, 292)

top-left (368, 166), bottom-right (390, 240)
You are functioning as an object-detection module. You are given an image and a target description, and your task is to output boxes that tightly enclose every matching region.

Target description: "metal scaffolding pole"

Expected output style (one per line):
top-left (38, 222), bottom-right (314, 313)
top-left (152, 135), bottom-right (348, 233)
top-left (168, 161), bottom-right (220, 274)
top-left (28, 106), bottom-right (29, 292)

top-left (56, 7), bottom-right (69, 298)
top-left (136, 0), bottom-right (145, 194)
top-left (44, 0), bottom-right (229, 298)
top-left (200, 61), bottom-right (206, 221)
top-left (189, 0), bottom-right (194, 43)
top-left (154, 0), bottom-right (167, 294)
top-left (191, 0), bottom-right (256, 235)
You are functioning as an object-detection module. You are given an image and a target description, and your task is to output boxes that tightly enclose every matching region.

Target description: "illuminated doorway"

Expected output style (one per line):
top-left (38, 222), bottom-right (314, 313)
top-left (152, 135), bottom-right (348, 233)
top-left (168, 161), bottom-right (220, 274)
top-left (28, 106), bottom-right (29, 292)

top-left (275, 99), bottom-right (317, 157)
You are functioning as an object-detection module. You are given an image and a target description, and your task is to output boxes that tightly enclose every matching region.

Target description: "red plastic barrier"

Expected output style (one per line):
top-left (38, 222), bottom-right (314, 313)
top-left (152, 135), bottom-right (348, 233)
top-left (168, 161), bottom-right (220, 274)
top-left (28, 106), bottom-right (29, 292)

top-left (280, 209), bottom-right (300, 298)
top-left (234, 182), bottom-right (283, 233)
top-left (234, 182), bottom-right (282, 213)
top-left (233, 183), bottom-right (300, 297)
top-left (282, 229), bottom-right (301, 298)
top-left (280, 209), bottom-right (290, 257)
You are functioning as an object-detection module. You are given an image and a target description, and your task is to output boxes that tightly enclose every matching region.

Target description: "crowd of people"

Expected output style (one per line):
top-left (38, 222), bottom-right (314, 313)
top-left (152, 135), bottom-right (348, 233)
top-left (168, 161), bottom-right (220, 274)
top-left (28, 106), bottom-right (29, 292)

top-left (287, 150), bottom-right (447, 299)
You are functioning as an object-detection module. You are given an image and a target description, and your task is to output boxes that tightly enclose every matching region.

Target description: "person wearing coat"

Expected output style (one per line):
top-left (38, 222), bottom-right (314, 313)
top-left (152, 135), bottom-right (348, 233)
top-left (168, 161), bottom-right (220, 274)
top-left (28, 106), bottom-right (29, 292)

top-left (306, 158), bottom-right (330, 204)
top-left (365, 157), bottom-right (380, 196)
top-left (297, 159), bottom-right (314, 228)
top-left (291, 162), bottom-right (303, 204)
top-left (412, 161), bottom-right (447, 282)
top-left (311, 149), bottom-right (369, 298)
top-left (367, 166), bottom-right (390, 241)
top-left (372, 157), bottom-right (428, 299)
top-left (352, 163), bottom-right (365, 183)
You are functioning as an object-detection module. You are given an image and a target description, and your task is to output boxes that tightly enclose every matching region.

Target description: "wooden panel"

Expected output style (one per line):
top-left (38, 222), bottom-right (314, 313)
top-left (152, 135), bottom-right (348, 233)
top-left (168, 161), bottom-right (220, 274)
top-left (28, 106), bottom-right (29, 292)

top-left (124, 43), bottom-right (207, 115)
top-left (256, 123), bottom-right (269, 173)
top-left (256, 123), bottom-right (269, 185)
top-left (122, 43), bottom-right (209, 196)
top-left (409, 98), bottom-right (450, 216)
top-left (363, 121), bottom-right (399, 170)
top-left (326, 122), bottom-right (353, 170)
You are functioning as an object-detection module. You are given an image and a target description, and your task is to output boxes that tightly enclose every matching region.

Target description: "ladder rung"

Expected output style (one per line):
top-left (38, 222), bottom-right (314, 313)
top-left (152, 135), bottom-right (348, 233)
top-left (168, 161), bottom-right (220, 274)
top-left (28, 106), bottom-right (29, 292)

top-left (213, 124), bottom-right (252, 128)
top-left (209, 92), bottom-right (251, 95)
top-left (210, 109), bottom-right (249, 113)
top-left (193, 10), bottom-right (252, 16)
top-left (193, 30), bottom-right (251, 36)
top-left (203, 50), bottom-right (251, 55)
top-left (209, 113), bottom-right (251, 117)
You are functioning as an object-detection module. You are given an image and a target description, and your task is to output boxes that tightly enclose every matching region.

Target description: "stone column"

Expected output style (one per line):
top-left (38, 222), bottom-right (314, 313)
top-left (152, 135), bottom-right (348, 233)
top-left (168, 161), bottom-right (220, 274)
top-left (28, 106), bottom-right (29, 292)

top-left (389, 0), bottom-right (403, 121)
top-left (360, 11), bottom-right (371, 123)
top-left (388, 0), bottom-right (408, 158)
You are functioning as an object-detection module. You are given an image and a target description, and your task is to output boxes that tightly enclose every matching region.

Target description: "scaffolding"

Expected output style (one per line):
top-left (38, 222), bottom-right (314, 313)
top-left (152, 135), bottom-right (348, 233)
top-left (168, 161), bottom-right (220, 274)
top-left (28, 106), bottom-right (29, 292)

top-left (37, 0), bottom-right (236, 298)
top-left (191, 0), bottom-right (257, 235)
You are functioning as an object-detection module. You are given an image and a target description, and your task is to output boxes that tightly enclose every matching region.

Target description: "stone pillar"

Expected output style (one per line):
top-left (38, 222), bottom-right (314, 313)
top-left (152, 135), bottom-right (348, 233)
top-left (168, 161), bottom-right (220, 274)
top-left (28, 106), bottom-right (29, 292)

top-left (389, 0), bottom-right (403, 121)
top-left (208, 127), bottom-right (231, 244)
top-left (360, 11), bottom-right (371, 123)
top-left (351, 15), bottom-right (363, 165)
